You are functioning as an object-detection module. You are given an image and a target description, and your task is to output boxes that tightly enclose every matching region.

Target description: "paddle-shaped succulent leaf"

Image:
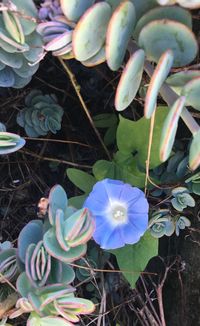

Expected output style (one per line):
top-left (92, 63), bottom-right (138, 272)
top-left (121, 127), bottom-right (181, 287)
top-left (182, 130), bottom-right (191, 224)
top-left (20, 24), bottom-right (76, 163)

top-left (44, 207), bottom-right (95, 263)
top-left (138, 19), bottom-right (198, 67)
top-left (177, 0), bottom-right (200, 8)
top-left (37, 19), bottom-right (73, 57)
top-left (171, 187), bottom-right (195, 212)
top-left (134, 5), bottom-right (192, 40)
top-left (185, 172), bottom-right (200, 195)
top-left (115, 49), bottom-right (145, 111)
top-left (0, 132), bottom-right (25, 155)
top-left (166, 70), bottom-right (200, 95)
top-left (189, 130), bottom-right (200, 171)
top-left (106, 1), bottom-right (136, 71)
top-left (81, 46), bottom-right (106, 67)
top-left (175, 216), bottom-right (191, 236)
top-left (17, 90), bottom-right (64, 137)
top-left (0, 248), bottom-right (18, 283)
top-left (27, 313), bottom-right (75, 326)
top-left (60, 0), bottom-right (95, 22)
top-left (181, 77), bottom-right (200, 111)
top-left (132, 0), bottom-right (157, 21)
top-left (0, 0), bottom-right (44, 88)
top-left (25, 284), bottom-right (95, 322)
top-left (144, 50), bottom-right (174, 118)
top-left (149, 209), bottom-right (175, 238)
top-left (48, 184), bottom-right (68, 226)
top-left (18, 220), bottom-right (44, 264)
top-left (9, 298), bottom-right (34, 319)
top-left (73, 2), bottom-right (111, 61)
top-left (160, 96), bottom-right (186, 162)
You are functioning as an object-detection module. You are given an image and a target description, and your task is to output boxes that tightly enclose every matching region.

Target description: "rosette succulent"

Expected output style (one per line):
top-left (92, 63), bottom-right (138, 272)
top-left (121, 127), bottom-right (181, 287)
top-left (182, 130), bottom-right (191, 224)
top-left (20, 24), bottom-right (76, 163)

top-left (0, 0), bottom-right (44, 88)
top-left (0, 248), bottom-right (18, 283)
top-left (175, 216), bottom-right (191, 236)
top-left (17, 90), bottom-right (64, 137)
top-left (149, 209), bottom-right (175, 238)
top-left (171, 187), bottom-right (195, 212)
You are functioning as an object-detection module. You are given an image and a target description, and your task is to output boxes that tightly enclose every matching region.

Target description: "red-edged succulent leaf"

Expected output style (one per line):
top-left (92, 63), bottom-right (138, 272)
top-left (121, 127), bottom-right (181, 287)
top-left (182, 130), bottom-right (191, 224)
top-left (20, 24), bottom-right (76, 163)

top-left (189, 130), bottom-right (200, 170)
top-left (48, 185), bottom-right (68, 225)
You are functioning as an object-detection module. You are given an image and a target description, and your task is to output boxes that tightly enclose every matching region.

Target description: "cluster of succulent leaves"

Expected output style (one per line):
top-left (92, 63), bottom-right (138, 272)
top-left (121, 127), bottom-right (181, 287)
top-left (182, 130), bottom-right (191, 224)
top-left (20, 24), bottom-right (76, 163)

top-left (0, 0), bottom-right (43, 88)
top-left (0, 185), bottom-right (95, 325)
top-left (17, 90), bottom-right (64, 137)
top-left (34, 0), bottom-right (200, 172)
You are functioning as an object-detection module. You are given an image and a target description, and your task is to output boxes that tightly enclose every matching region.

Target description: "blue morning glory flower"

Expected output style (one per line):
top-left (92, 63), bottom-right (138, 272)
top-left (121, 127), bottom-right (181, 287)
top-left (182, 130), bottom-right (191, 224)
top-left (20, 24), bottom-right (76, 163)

top-left (83, 179), bottom-right (149, 249)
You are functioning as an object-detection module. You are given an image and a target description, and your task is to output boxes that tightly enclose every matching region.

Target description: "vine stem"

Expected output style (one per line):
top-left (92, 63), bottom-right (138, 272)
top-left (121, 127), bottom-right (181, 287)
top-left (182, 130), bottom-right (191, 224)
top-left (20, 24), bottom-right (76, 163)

top-left (144, 61), bottom-right (200, 136)
top-left (58, 58), bottom-right (112, 160)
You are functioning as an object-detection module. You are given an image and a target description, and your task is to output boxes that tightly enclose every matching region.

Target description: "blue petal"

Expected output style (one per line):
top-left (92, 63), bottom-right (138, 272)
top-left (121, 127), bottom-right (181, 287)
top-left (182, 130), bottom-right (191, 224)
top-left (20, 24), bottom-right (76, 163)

top-left (119, 184), bottom-right (144, 204)
top-left (93, 220), bottom-right (116, 247)
top-left (102, 179), bottom-right (124, 202)
top-left (129, 213), bottom-right (148, 233)
top-left (120, 223), bottom-right (141, 244)
top-left (100, 227), bottom-right (125, 249)
top-left (128, 197), bottom-right (149, 214)
top-left (84, 193), bottom-right (108, 215)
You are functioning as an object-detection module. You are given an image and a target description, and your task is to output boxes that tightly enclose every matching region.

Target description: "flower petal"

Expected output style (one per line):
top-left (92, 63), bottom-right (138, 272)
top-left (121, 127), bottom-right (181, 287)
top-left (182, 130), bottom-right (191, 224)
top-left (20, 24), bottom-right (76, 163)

top-left (100, 227), bottom-right (125, 249)
top-left (120, 223), bottom-right (141, 244)
top-left (128, 213), bottom-right (148, 233)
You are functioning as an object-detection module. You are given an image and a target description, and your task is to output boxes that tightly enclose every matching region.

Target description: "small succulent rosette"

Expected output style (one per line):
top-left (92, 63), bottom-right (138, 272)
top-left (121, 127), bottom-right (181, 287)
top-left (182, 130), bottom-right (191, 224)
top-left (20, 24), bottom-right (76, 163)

top-left (17, 90), bottom-right (64, 137)
top-left (0, 247), bottom-right (18, 283)
top-left (149, 209), bottom-right (175, 238)
top-left (175, 216), bottom-right (191, 236)
top-left (185, 172), bottom-right (200, 195)
top-left (171, 187), bottom-right (195, 212)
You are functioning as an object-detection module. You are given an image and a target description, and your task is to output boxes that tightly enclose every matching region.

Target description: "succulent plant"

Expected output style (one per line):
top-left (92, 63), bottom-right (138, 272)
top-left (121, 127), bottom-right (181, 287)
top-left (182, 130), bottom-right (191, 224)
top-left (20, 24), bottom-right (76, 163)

top-left (0, 0), bottom-right (44, 88)
top-left (0, 132), bottom-right (25, 155)
top-left (171, 187), bottom-right (195, 212)
top-left (0, 248), bottom-right (18, 283)
top-left (0, 241), bottom-right (13, 251)
top-left (175, 216), bottom-right (191, 236)
top-left (185, 172), bottom-right (200, 195)
top-left (149, 209), bottom-right (175, 238)
top-left (38, 0), bottom-right (62, 20)
top-left (17, 90), bottom-right (64, 137)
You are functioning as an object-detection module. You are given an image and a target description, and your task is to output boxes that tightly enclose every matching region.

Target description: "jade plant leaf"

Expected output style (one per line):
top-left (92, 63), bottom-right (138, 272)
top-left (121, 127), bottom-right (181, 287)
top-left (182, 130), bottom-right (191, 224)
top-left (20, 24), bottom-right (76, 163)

top-left (189, 130), bottom-right (200, 171)
top-left (117, 107), bottom-right (168, 168)
top-left (131, 0), bottom-right (157, 21)
top-left (134, 5), bottom-right (192, 40)
top-left (0, 132), bottom-right (25, 154)
top-left (115, 49), bottom-right (145, 111)
top-left (138, 19), bottom-right (198, 67)
top-left (72, 2), bottom-right (111, 61)
top-left (177, 0), bottom-right (200, 9)
top-left (181, 77), bottom-right (200, 111)
top-left (106, 1), bottom-right (136, 71)
top-left (160, 96), bottom-right (186, 162)
top-left (48, 185), bottom-right (68, 225)
top-left (60, 0), bottom-right (95, 22)
top-left (144, 49), bottom-right (174, 119)
top-left (110, 232), bottom-right (158, 288)
top-left (81, 46), bottom-right (105, 67)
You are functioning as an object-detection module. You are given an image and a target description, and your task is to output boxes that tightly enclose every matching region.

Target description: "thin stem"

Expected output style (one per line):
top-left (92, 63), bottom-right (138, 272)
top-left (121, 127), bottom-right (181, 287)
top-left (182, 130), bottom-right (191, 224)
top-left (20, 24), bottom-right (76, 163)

top-left (144, 61), bottom-right (200, 135)
top-left (58, 58), bottom-right (112, 160)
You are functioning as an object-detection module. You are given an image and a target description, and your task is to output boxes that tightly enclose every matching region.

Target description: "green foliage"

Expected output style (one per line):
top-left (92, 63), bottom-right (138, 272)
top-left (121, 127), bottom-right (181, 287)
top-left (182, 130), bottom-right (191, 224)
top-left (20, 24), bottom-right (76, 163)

top-left (185, 172), bottom-right (200, 195)
top-left (17, 90), bottom-right (64, 137)
top-left (117, 107), bottom-right (168, 168)
top-left (93, 113), bottom-right (118, 146)
top-left (110, 232), bottom-right (158, 288)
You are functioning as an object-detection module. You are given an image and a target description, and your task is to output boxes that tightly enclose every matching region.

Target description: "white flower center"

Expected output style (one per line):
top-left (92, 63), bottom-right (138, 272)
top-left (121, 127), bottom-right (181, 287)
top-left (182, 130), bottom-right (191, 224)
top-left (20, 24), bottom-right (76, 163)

top-left (109, 203), bottom-right (127, 225)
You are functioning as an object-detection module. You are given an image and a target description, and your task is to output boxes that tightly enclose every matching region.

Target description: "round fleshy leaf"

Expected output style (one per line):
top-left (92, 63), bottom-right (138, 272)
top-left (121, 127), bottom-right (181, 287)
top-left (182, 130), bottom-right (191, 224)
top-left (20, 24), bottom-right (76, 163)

top-left (166, 70), bottom-right (200, 95)
top-left (48, 185), bottom-right (68, 225)
top-left (189, 130), bottom-right (200, 171)
top-left (160, 96), bottom-right (186, 162)
top-left (106, 0), bottom-right (122, 11)
top-left (177, 0), bottom-right (200, 8)
top-left (0, 132), bottom-right (25, 154)
top-left (144, 49), bottom-right (174, 119)
top-left (132, 0), bottom-right (157, 21)
top-left (106, 1), bottom-right (136, 71)
top-left (18, 220), bottom-right (43, 263)
top-left (181, 77), bottom-right (200, 111)
top-left (28, 314), bottom-right (74, 326)
top-left (72, 2), bottom-right (111, 61)
top-left (138, 20), bottom-right (198, 67)
top-left (43, 228), bottom-right (87, 263)
top-left (81, 46), bottom-right (105, 67)
top-left (0, 67), bottom-right (15, 87)
top-left (60, 0), bottom-right (95, 21)
top-left (134, 5), bottom-right (192, 40)
top-left (115, 49), bottom-right (145, 111)
top-left (16, 272), bottom-right (35, 297)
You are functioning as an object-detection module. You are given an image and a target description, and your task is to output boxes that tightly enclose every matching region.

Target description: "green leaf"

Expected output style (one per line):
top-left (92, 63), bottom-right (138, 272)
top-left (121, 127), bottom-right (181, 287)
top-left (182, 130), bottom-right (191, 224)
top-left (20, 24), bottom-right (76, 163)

top-left (110, 232), bottom-right (158, 288)
top-left (67, 168), bottom-right (96, 193)
top-left (117, 107), bottom-right (168, 168)
top-left (68, 195), bottom-right (87, 209)
top-left (92, 160), bottom-right (115, 180)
